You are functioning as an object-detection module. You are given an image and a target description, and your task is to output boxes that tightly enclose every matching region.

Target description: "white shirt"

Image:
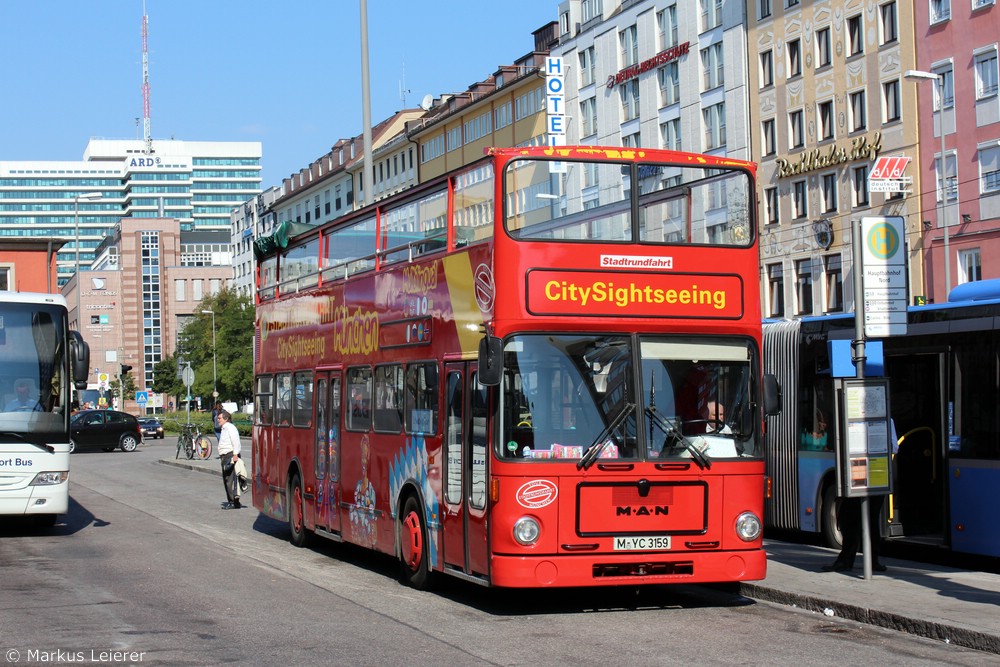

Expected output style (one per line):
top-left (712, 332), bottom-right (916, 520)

top-left (217, 421), bottom-right (241, 457)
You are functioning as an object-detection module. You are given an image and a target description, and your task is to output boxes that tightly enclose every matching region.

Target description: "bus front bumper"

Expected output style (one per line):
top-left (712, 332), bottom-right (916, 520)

top-left (488, 549), bottom-right (766, 588)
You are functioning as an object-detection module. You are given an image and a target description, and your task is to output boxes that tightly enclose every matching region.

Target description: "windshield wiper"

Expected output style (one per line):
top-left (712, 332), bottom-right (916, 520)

top-left (644, 405), bottom-right (711, 470)
top-left (0, 431), bottom-right (55, 453)
top-left (578, 402), bottom-right (634, 471)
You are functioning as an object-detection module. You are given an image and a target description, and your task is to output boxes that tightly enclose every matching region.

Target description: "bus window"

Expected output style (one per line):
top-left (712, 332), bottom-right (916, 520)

top-left (373, 365), bottom-right (403, 433)
top-left (346, 366), bottom-right (372, 431)
top-left (292, 371), bottom-right (314, 428)
top-left (404, 363), bottom-right (438, 435)
top-left (274, 373), bottom-right (292, 426)
top-left (454, 163), bottom-right (494, 246)
top-left (255, 375), bottom-right (273, 425)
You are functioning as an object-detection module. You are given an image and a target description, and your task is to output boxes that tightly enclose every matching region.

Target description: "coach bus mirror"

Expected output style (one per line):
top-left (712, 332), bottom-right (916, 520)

top-left (763, 374), bottom-right (781, 416)
top-left (478, 336), bottom-right (502, 386)
top-left (70, 331), bottom-right (91, 391)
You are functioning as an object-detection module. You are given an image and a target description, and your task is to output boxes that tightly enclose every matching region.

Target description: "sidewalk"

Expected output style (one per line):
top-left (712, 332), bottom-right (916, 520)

top-left (743, 540), bottom-right (1000, 654)
top-left (155, 446), bottom-right (1000, 654)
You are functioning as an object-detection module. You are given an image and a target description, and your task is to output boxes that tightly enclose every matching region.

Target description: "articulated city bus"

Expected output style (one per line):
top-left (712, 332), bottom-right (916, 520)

top-left (764, 279), bottom-right (1000, 558)
top-left (0, 292), bottom-right (89, 526)
top-left (253, 145), bottom-right (778, 588)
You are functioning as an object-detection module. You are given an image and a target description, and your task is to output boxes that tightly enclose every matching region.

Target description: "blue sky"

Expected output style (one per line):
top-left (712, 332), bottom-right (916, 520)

top-left (0, 1), bottom-right (557, 187)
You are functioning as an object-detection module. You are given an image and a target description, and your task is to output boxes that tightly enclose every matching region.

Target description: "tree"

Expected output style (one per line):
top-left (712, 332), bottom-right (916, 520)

top-left (151, 353), bottom-right (185, 400)
top-left (178, 288), bottom-right (255, 406)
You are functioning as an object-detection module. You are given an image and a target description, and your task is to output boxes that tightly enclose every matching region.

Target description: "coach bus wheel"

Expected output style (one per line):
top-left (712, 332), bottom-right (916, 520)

top-left (821, 484), bottom-right (843, 549)
top-left (399, 496), bottom-right (430, 590)
top-left (288, 473), bottom-right (311, 548)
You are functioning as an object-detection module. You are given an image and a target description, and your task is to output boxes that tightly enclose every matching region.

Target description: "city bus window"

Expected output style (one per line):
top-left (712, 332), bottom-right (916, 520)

top-left (255, 375), bottom-right (273, 425)
top-left (346, 366), bottom-right (372, 432)
top-left (258, 256), bottom-right (277, 301)
top-left (323, 217), bottom-right (376, 281)
top-left (404, 363), bottom-right (438, 435)
top-left (373, 364), bottom-right (403, 433)
top-left (504, 159), bottom-right (631, 242)
top-left (638, 166), bottom-right (753, 247)
top-left (292, 370), bottom-right (314, 428)
top-left (381, 190), bottom-right (447, 264)
top-left (470, 373), bottom-right (488, 510)
top-left (274, 373), bottom-right (292, 426)
top-left (501, 334), bottom-right (636, 460)
top-left (453, 162), bottom-right (494, 246)
top-left (444, 371), bottom-right (463, 505)
top-left (280, 237), bottom-right (319, 291)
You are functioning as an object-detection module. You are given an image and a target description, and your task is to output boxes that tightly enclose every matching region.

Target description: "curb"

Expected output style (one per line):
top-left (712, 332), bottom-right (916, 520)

top-left (738, 582), bottom-right (1000, 655)
top-left (157, 458), bottom-right (221, 477)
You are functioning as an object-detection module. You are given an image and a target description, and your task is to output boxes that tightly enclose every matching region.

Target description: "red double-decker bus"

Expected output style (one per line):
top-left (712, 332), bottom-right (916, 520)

top-left (252, 145), bottom-right (779, 588)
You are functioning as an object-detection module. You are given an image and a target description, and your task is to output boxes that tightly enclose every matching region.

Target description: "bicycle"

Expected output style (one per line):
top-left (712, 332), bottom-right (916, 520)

top-left (174, 422), bottom-right (214, 460)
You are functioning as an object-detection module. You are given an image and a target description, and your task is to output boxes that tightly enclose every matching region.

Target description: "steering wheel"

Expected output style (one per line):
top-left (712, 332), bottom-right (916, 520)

top-left (681, 418), bottom-right (727, 434)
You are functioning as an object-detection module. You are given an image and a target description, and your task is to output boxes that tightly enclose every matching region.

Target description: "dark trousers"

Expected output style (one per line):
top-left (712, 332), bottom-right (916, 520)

top-left (837, 495), bottom-right (884, 566)
top-left (221, 454), bottom-right (240, 504)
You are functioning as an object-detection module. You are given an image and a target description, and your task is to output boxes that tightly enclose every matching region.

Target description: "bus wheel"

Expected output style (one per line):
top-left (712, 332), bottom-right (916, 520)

top-left (34, 514), bottom-right (57, 528)
top-left (399, 496), bottom-right (430, 590)
top-left (288, 473), bottom-right (311, 548)
top-left (821, 484), bottom-right (843, 549)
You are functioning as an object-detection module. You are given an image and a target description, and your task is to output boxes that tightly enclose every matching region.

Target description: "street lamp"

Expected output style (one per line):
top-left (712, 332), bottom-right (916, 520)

top-left (905, 69), bottom-right (952, 297)
top-left (201, 309), bottom-right (218, 400)
top-left (74, 192), bottom-right (103, 329)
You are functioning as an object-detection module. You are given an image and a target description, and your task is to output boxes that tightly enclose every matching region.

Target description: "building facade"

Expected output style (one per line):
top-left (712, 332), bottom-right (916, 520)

top-left (0, 138), bottom-right (261, 288)
top-left (748, 0), bottom-right (927, 313)
top-left (912, 0), bottom-right (1000, 300)
top-left (0, 238), bottom-right (66, 293)
top-left (63, 217), bottom-right (232, 412)
top-left (553, 0), bottom-right (751, 159)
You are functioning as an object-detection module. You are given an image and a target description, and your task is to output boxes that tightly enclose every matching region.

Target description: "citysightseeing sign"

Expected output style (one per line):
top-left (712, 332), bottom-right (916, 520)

top-left (526, 269), bottom-right (743, 318)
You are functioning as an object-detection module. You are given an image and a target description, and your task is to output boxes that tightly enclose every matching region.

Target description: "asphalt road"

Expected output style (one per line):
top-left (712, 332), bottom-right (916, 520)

top-left (0, 441), bottom-right (995, 666)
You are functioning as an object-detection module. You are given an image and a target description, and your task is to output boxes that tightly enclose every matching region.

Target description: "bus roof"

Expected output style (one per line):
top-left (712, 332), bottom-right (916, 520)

top-left (0, 292), bottom-right (68, 307)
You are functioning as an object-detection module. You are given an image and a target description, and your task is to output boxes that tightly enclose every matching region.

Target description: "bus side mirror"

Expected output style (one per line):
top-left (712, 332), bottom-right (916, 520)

top-left (763, 374), bottom-right (781, 416)
top-left (70, 331), bottom-right (91, 391)
top-left (478, 335), bottom-right (502, 386)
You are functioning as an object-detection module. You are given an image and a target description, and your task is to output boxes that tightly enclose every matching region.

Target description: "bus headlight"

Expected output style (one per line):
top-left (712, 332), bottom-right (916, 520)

top-left (735, 512), bottom-right (762, 542)
top-left (30, 471), bottom-right (68, 486)
top-left (513, 516), bottom-right (541, 546)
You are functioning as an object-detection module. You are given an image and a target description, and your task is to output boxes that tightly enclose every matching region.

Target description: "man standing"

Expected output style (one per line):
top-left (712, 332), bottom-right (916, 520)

top-left (216, 409), bottom-right (242, 509)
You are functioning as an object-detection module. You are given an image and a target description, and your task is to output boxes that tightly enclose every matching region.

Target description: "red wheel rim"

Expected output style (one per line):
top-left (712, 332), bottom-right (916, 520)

top-left (401, 511), bottom-right (423, 570)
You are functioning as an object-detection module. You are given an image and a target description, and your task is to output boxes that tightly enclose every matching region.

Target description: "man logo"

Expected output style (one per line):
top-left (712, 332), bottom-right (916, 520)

top-left (91, 277), bottom-right (106, 290)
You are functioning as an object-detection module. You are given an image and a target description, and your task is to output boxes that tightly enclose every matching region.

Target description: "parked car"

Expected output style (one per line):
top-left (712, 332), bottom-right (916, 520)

top-left (138, 417), bottom-right (164, 440)
top-left (70, 409), bottom-right (142, 453)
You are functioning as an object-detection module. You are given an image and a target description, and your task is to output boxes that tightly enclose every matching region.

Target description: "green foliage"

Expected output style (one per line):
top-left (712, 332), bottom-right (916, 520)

top-left (174, 287), bottom-right (255, 408)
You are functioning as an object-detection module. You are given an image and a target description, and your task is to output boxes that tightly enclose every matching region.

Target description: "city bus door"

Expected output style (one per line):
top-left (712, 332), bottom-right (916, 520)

top-left (441, 362), bottom-right (490, 581)
top-left (314, 370), bottom-right (342, 536)
top-left (885, 351), bottom-right (947, 544)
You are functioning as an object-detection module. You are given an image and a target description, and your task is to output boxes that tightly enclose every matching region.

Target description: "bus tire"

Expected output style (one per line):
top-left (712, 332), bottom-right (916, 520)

top-left (399, 495), bottom-right (431, 590)
top-left (821, 484), bottom-right (843, 549)
top-left (288, 473), bottom-right (311, 548)
top-left (34, 514), bottom-right (57, 528)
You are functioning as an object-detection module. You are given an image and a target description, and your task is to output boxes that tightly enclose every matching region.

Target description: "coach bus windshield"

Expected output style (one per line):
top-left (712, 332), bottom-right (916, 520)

top-left (503, 158), bottom-right (752, 247)
top-left (0, 302), bottom-right (70, 441)
top-left (499, 334), bottom-right (761, 463)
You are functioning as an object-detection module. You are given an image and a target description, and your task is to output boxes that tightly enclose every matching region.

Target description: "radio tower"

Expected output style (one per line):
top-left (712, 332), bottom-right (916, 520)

top-left (141, 1), bottom-right (152, 154)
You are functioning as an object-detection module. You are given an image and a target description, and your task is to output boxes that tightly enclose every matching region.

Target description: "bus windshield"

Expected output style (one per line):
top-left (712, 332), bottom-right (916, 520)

top-left (503, 157), bottom-right (753, 247)
top-left (0, 302), bottom-right (70, 442)
top-left (499, 334), bottom-right (760, 462)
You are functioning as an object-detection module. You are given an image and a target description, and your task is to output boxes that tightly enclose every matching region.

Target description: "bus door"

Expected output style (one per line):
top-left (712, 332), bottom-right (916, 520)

top-left (442, 362), bottom-right (490, 580)
top-left (885, 350), bottom-right (947, 544)
top-left (314, 371), bottom-right (343, 535)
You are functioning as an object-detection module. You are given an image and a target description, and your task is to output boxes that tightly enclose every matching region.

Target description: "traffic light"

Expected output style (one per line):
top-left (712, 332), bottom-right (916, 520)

top-left (120, 364), bottom-right (133, 375)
